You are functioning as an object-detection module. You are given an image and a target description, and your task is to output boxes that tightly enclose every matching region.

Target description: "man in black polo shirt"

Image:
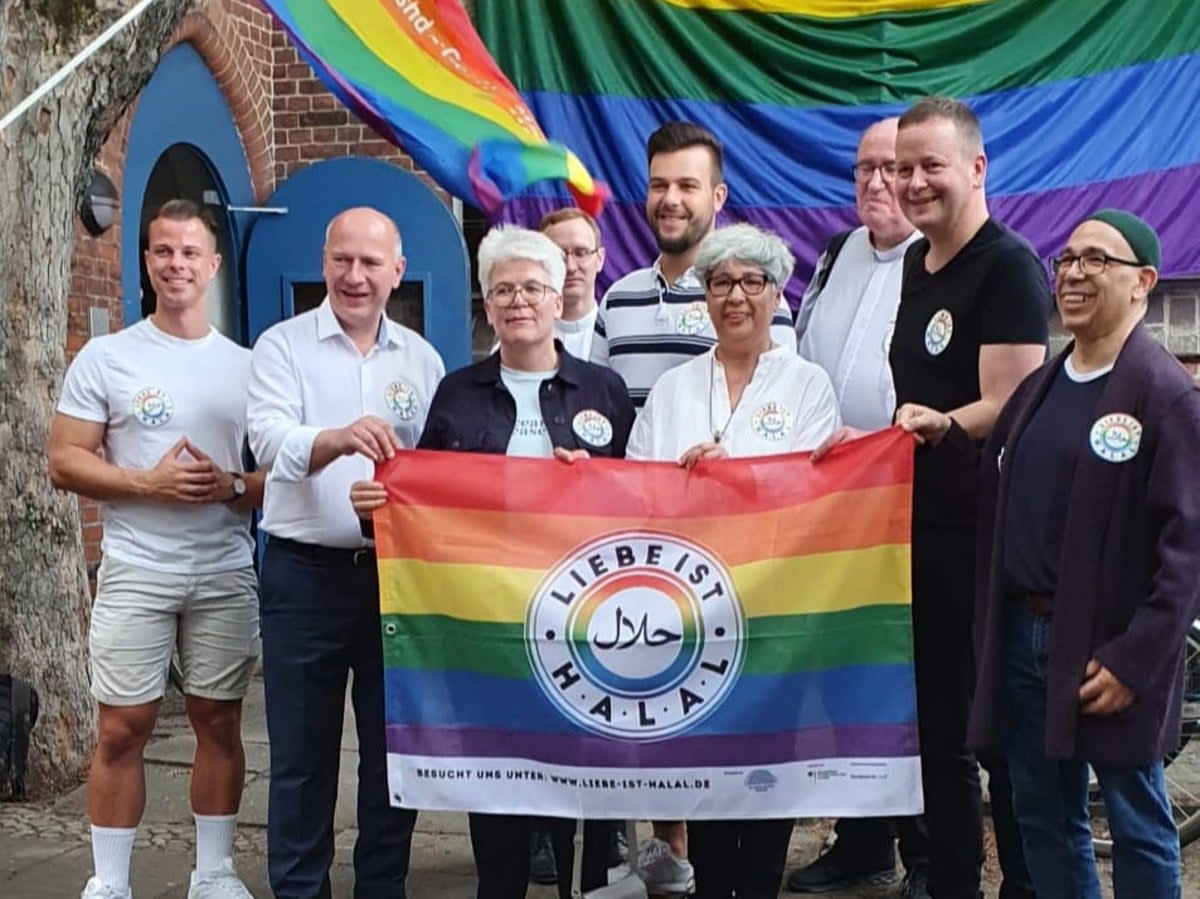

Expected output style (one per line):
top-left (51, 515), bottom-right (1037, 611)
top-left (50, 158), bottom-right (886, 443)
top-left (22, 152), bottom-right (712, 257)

top-left (887, 97), bottom-right (1049, 899)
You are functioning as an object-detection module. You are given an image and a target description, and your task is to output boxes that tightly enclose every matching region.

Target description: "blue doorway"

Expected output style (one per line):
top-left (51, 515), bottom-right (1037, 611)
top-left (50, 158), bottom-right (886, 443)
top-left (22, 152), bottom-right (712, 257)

top-left (243, 157), bottom-right (471, 370)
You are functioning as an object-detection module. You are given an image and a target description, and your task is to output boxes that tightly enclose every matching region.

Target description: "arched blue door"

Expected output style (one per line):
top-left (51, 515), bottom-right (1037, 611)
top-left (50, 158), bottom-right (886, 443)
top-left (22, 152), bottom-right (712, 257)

top-left (244, 157), bottom-right (471, 369)
top-left (122, 43), bottom-right (254, 339)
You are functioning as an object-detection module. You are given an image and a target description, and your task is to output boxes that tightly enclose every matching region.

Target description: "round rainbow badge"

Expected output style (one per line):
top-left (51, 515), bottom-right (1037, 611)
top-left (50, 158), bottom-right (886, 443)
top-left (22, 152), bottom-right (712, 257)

top-left (131, 386), bottom-right (175, 427)
top-left (527, 531), bottom-right (744, 740)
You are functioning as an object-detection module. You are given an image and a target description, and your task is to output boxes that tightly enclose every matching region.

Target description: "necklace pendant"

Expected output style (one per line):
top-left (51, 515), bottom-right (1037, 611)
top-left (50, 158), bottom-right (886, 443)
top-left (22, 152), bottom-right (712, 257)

top-left (713, 430), bottom-right (722, 444)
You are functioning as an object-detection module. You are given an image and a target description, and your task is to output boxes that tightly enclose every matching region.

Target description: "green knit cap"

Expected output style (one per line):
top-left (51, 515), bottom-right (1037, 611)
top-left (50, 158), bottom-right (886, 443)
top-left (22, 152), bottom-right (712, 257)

top-left (1083, 208), bottom-right (1161, 269)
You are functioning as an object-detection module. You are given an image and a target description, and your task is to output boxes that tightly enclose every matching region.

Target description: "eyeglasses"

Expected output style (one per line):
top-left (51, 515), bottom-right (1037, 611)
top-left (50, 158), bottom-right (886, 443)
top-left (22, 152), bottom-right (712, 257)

top-left (1051, 253), bottom-right (1143, 276)
top-left (852, 161), bottom-right (898, 183)
top-left (485, 281), bottom-right (557, 306)
top-left (562, 247), bottom-right (600, 262)
top-left (707, 273), bottom-right (772, 298)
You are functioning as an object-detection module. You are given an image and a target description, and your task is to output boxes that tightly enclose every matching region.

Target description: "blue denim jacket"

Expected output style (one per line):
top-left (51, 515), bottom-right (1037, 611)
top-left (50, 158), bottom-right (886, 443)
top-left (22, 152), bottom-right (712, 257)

top-left (417, 343), bottom-right (635, 457)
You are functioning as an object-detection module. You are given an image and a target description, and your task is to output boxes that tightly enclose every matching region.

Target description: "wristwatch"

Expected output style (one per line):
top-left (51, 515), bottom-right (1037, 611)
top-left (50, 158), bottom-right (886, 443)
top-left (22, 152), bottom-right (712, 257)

top-left (227, 473), bottom-right (247, 502)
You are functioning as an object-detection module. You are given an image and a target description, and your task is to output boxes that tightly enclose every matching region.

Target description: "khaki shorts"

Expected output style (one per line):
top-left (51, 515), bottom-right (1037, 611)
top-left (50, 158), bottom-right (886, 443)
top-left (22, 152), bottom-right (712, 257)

top-left (90, 556), bottom-right (261, 706)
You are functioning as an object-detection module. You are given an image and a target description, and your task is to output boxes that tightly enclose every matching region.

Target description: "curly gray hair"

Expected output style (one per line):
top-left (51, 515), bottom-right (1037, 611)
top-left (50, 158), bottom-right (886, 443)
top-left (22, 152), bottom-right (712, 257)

top-left (693, 223), bottom-right (795, 289)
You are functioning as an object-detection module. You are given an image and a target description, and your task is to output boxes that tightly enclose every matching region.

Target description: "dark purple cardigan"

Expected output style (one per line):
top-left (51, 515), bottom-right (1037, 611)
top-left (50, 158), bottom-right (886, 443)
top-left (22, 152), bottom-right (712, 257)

top-left (968, 325), bottom-right (1200, 766)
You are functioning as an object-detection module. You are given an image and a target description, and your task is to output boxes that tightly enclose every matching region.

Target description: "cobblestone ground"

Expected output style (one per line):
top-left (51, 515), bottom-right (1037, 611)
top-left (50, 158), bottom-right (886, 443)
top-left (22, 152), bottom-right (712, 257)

top-left (3, 680), bottom-right (1197, 898)
top-left (4, 800), bottom-right (1198, 898)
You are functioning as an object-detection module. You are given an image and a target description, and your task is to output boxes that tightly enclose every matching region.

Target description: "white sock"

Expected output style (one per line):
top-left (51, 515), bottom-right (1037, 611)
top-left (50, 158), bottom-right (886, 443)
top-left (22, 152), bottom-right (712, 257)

top-left (91, 824), bottom-right (137, 892)
top-left (194, 813), bottom-right (237, 873)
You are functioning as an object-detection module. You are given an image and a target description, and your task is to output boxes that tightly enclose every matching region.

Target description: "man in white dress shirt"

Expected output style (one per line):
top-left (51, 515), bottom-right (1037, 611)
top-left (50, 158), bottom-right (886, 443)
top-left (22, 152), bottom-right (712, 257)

top-left (49, 199), bottom-right (263, 899)
top-left (247, 207), bottom-right (444, 899)
top-left (539, 207), bottom-right (606, 360)
top-left (787, 117), bottom-right (929, 896)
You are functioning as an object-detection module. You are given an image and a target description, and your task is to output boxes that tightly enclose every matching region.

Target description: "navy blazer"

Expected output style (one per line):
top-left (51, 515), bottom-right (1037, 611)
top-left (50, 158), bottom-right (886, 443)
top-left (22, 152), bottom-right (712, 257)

top-left (969, 325), bottom-right (1200, 765)
top-left (418, 343), bottom-right (635, 458)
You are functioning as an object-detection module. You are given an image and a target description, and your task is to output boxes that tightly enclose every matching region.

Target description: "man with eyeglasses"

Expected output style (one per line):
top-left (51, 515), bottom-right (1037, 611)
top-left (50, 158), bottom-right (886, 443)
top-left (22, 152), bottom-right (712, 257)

top-left (787, 117), bottom-right (928, 895)
top-left (540, 208), bottom-right (606, 360)
top-left (590, 121), bottom-right (794, 409)
top-left (969, 209), bottom-right (1200, 898)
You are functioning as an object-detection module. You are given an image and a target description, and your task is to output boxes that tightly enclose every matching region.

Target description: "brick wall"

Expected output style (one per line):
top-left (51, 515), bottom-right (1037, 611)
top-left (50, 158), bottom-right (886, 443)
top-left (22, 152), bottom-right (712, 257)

top-left (269, 27), bottom-right (449, 205)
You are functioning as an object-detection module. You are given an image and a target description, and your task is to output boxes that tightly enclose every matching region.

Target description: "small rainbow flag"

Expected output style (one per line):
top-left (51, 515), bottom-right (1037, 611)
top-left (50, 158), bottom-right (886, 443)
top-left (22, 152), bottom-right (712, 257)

top-left (261, 0), bottom-right (607, 216)
top-left (375, 429), bottom-right (919, 819)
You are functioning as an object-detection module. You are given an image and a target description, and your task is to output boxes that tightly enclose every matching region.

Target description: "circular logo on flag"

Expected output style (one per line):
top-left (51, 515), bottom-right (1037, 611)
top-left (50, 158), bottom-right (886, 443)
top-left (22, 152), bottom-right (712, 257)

top-left (924, 309), bottom-right (954, 356)
top-left (385, 379), bottom-right (418, 421)
top-left (527, 531), bottom-right (745, 740)
top-left (1089, 413), bottom-right (1142, 463)
top-left (131, 386), bottom-right (174, 427)
top-left (572, 409), bottom-right (613, 447)
top-left (675, 302), bottom-right (710, 336)
top-left (751, 402), bottom-right (792, 441)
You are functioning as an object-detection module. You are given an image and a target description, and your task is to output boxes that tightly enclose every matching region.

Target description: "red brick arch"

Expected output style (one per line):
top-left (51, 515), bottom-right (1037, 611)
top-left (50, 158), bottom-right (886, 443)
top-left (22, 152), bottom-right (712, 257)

top-left (167, 4), bottom-right (275, 202)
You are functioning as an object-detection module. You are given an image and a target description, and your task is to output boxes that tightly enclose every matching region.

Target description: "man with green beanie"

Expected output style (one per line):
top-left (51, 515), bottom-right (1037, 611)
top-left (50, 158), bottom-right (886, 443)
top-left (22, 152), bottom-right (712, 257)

top-left (965, 208), bottom-right (1199, 898)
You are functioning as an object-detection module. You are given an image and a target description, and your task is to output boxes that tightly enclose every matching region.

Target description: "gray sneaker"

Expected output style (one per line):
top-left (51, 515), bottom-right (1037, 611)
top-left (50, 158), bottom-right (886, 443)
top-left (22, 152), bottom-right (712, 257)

top-left (636, 837), bottom-right (694, 896)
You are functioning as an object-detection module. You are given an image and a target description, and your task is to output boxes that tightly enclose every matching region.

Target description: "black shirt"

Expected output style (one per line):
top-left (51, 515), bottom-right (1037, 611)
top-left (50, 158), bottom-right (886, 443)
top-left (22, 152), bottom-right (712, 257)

top-left (1002, 362), bottom-right (1110, 594)
top-left (890, 218), bottom-right (1051, 526)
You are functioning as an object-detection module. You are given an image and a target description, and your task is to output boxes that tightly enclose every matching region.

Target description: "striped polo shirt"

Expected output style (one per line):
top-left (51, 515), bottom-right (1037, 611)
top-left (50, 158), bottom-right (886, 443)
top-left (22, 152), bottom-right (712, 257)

top-left (590, 261), bottom-right (796, 407)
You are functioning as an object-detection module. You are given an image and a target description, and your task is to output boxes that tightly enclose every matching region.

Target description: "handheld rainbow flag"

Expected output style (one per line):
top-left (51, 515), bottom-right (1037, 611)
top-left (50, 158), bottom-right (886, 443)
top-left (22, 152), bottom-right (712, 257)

top-left (260, 0), bottom-right (607, 216)
top-left (478, 0), bottom-right (1200, 302)
top-left (374, 429), bottom-right (919, 818)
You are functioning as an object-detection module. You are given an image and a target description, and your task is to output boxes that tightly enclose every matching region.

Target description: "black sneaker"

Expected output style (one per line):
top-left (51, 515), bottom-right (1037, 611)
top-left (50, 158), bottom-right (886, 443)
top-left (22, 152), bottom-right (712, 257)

top-left (900, 866), bottom-right (931, 899)
top-left (608, 821), bottom-right (629, 868)
top-left (785, 847), bottom-right (897, 893)
top-left (530, 830), bottom-right (557, 885)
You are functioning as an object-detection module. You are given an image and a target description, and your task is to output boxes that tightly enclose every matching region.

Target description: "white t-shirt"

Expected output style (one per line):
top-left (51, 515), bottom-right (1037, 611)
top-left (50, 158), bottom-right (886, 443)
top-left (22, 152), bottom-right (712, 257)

top-left (627, 345), bottom-right (841, 461)
top-left (555, 306), bottom-right (598, 360)
top-left (501, 365), bottom-right (555, 458)
top-left (56, 318), bottom-right (253, 574)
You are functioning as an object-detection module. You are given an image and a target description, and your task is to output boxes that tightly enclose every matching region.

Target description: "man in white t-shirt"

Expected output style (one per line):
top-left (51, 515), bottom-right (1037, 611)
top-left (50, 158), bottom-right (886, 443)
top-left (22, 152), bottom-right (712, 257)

top-left (247, 207), bottom-right (444, 899)
top-left (539, 207), bottom-right (605, 360)
top-left (49, 200), bottom-right (264, 899)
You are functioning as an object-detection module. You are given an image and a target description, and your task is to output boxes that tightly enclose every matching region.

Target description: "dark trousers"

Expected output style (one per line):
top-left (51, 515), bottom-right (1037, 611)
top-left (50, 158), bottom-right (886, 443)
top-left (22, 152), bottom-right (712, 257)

top-left (260, 541), bottom-right (416, 899)
top-left (830, 765), bottom-right (1032, 898)
top-left (469, 813), bottom-right (608, 899)
top-left (911, 529), bottom-right (983, 899)
top-left (829, 815), bottom-right (928, 870)
top-left (688, 818), bottom-right (794, 899)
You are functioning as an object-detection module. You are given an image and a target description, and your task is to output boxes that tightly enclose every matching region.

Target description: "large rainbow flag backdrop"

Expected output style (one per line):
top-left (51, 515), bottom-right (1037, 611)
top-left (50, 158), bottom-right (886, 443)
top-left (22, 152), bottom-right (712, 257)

top-left (374, 429), bottom-right (919, 818)
top-left (260, 0), bottom-right (607, 215)
top-left (478, 0), bottom-right (1200, 303)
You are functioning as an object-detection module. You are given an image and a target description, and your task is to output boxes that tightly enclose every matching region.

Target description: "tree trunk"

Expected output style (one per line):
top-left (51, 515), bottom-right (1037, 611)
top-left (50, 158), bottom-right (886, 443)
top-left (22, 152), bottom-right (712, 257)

top-left (0, 0), bottom-right (192, 797)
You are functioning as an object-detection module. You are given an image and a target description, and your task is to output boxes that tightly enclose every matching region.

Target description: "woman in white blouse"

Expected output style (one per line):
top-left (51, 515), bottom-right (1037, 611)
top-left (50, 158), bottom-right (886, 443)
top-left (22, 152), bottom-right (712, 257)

top-left (627, 223), bottom-right (841, 899)
top-left (628, 223), bottom-right (840, 466)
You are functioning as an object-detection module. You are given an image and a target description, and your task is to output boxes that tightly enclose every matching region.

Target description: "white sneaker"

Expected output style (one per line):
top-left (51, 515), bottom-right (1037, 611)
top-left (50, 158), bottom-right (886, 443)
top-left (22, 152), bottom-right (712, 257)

top-left (81, 878), bottom-right (132, 899)
top-left (187, 858), bottom-right (254, 898)
top-left (636, 838), bottom-right (695, 896)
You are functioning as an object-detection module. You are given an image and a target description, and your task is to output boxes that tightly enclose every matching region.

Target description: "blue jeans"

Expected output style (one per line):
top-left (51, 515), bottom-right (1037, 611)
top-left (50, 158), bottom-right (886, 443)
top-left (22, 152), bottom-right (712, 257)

top-left (1001, 603), bottom-right (1180, 899)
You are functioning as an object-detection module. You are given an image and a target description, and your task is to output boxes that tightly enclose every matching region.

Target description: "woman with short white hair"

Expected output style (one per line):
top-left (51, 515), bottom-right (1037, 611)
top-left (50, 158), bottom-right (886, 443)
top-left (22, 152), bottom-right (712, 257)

top-left (352, 224), bottom-right (634, 899)
top-left (628, 223), bottom-right (841, 899)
